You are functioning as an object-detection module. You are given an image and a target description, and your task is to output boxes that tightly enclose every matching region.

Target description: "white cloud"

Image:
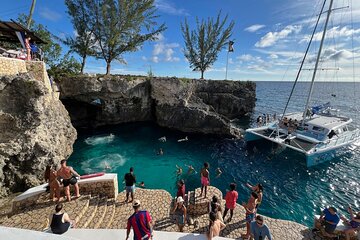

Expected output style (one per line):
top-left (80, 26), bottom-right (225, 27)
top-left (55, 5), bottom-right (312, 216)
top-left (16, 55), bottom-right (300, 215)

top-left (39, 7), bottom-right (61, 22)
top-left (255, 25), bottom-right (302, 48)
top-left (301, 26), bottom-right (360, 43)
top-left (269, 54), bottom-right (278, 59)
top-left (244, 24), bottom-right (265, 33)
top-left (155, 0), bottom-right (189, 16)
top-left (150, 35), bottom-right (180, 63)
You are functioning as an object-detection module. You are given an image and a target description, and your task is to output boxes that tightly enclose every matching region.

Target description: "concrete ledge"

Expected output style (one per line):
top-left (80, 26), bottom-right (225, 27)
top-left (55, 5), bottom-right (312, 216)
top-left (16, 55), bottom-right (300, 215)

top-left (12, 174), bottom-right (118, 212)
top-left (0, 227), bottom-right (232, 240)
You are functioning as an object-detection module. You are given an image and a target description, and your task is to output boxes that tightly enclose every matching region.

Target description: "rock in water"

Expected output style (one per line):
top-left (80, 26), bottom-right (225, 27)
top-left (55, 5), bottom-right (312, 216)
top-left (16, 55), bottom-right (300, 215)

top-left (0, 74), bottom-right (77, 197)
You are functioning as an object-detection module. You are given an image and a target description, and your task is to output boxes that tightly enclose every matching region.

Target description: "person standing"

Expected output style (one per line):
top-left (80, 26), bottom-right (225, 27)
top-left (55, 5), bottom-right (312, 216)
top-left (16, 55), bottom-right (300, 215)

top-left (172, 196), bottom-right (187, 232)
top-left (177, 179), bottom-right (186, 199)
top-left (223, 183), bottom-right (238, 223)
top-left (124, 167), bottom-right (136, 203)
top-left (126, 200), bottom-right (153, 240)
top-left (250, 215), bottom-right (273, 240)
top-left (246, 183), bottom-right (263, 210)
top-left (200, 162), bottom-right (210, 198)
top-left (209, 195), bottom-right (223, 223)
top-left (207, 211), bottom-right (226, 240)
top-left (44, 165), bottom-right (61, 202)
top-left (242, 192), bottom-right (259, 239)
top-left (57, 159), bottom-right (80, 202)
top-left (48, 203), bottom-right (76, 234)
top-left (25, 35), bottom-right (31, 60)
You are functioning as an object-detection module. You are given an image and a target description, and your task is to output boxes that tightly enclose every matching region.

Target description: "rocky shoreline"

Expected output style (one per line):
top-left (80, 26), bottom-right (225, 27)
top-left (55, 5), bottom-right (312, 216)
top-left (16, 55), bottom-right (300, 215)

top-left (58, 75), bottom-right (256, 137)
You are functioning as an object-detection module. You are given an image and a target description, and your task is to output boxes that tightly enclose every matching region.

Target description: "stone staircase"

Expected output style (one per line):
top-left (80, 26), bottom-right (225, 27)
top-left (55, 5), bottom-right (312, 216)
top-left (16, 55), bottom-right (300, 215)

top-left (0, 187), bottom-right (313, 240)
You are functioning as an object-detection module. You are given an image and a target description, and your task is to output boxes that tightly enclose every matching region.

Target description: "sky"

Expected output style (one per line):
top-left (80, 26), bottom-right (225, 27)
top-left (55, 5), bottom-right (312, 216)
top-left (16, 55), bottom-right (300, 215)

top-left (1, 0), bottom-right (360, 81)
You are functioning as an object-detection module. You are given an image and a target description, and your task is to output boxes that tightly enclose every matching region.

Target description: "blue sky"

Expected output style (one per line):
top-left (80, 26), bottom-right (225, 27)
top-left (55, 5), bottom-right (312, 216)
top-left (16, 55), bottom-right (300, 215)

top-left (2, 0), bottom-right (360, 81)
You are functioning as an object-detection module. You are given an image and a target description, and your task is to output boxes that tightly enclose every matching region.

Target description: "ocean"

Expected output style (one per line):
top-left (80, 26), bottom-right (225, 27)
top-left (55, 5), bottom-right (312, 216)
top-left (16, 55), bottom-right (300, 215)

top-left (67, 81), bottom-right (360, 226)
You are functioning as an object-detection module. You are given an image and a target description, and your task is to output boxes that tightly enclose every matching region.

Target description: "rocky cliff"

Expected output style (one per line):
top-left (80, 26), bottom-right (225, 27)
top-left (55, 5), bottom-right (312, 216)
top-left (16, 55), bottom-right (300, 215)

top-left (0, 74), bottom-right (77, 196)
top-left (58, 75), bottom-right (256, 137)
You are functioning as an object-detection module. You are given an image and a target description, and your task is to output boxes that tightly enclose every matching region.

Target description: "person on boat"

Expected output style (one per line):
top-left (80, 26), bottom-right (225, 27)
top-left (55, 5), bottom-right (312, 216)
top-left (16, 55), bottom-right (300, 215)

top-left (328, 130), bottom-right (338, 139)
top-left (48, 203), bottom-right (76, 234)
top-left (250, 215), bottom-right (273, 240)
top-left (242, 192), bottom-right (259, 239)
top-left (185, 164), bottom-right (197, 175)
top-left (177, 179), bottom-right (186, 199)
top-left (158, 136), bottom-right (166, 142)
top-left (256, 116), bottom-right (262, 127)
top-left (273, 113), bottom-right (277, 121)
top-left (175, 165), bottom-right (183, 176)
top-left (44, 165), bottom-right (61, 202)
top-left (126, 200), bottom-right (154, 240)
top-left (215, 167), bottom-right (222, 178)
top-left (207, 211), bottom-right (226, 240)
top-left (246, 183), bottom-right (263, 210)
top-left (200, 162), bottom-right (210, 198)
top-left (223, 183), bottom-right (238, 223)
top-left (124, 167), bottom-right (136, 203)
top-left (313, 206), bottom-right (340, 238)
top-left (340, 205), bottom-right (360, 240)
top-left (178, 136), bottom-right (188, 142)
top-left (57, 160), bottom-right (80, 202)
top-left (172, 196), bottom-right (187, 232)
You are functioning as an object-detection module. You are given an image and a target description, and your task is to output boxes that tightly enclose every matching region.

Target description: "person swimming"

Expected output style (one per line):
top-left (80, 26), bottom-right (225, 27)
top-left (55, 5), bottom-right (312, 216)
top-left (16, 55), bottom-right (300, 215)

top-left (215, 168), bottom-right (222, 178)
top-left (157, 148), bottom-right (164, 155)
top-left (158, 136), bottom-right (167, 142)
top-left (176, 165), bottom-right (183, 176)
top-left (104, 161), bottom-right (111, 170)
top-left (177, 136), bottom-right (188, 142)
top-left (185, 164), bottom-right (197, 175)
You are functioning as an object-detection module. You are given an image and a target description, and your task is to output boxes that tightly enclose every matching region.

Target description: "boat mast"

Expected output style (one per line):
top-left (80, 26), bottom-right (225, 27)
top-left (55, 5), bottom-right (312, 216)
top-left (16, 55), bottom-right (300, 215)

top-left (302, 0), bottom-right (334, 123)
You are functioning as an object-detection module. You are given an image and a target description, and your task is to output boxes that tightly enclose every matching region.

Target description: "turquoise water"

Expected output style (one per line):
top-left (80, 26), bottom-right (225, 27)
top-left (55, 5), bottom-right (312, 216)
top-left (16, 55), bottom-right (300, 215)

top-left (67, 81), bottom-right (360, 226)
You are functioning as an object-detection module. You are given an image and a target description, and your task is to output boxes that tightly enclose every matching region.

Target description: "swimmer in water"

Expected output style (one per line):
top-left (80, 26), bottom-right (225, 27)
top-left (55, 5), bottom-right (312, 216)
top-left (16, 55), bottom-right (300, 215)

top-left (176, 165), bottom-right (183, 176)
top-left (157, 148), bottom-right (164, 155)
top-left (185, 164), bottom-right (197, 175)
top-left (158, 136), bottom-right (167, 142)
top-left (215, 168), bottom-right (222, 178)
top-left (177, 136), bottom-right (188, 142)
top-left (138, 181), bottom-right (145, 188)
top-left (104, 162), bottom-right (111, 170)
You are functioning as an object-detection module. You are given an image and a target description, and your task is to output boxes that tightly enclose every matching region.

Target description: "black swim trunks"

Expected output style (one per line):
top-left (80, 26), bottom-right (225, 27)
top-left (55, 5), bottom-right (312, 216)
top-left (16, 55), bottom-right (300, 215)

top-left (62, 176), bottom-right (77, 187)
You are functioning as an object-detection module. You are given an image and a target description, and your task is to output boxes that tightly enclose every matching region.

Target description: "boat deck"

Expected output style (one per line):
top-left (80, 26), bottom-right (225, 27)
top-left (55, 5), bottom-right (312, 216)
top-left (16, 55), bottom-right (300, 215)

top-left (252, 129), bottom-right (317, 152)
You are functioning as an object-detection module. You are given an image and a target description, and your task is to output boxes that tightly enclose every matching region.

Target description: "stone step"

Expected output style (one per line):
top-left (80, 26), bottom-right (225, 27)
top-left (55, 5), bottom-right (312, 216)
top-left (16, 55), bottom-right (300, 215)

top-left (87, 197), bottom-right (108, 229)
top-left (2, 194), bottom-right (91, 231)
top-left (109, 194), bottom-right (133, 229)
top-left (77, 196), bottom-right (100, 228)
top-left (98, 198), bottom-right (115, 229)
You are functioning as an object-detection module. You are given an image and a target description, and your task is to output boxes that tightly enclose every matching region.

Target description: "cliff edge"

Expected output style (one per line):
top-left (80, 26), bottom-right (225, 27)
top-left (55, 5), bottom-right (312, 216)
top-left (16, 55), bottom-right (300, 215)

top-left (0, 74), bottom-right (77, 196)
top-left (58, 76), bottom-right (256, 137)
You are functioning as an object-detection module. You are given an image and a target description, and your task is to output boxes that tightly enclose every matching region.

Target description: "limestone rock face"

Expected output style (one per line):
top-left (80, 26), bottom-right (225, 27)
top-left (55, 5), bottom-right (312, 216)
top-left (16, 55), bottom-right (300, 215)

top-left (58, 76), bottom-right (256, 137)
top-left (0, 74), bottom-right (77, 196)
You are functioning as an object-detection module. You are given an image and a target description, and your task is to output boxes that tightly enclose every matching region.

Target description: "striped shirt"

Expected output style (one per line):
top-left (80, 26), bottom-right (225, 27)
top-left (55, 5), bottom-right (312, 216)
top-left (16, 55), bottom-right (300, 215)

top-left (127, 210), bottom-right (152, 240)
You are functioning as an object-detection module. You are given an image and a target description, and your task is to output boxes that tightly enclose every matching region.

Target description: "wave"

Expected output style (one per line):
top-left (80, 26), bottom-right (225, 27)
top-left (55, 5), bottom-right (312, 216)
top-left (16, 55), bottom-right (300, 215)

top-left (84, 133), bottom-right (115, 145)
top-left (80, 153), bottom-right (127, 173)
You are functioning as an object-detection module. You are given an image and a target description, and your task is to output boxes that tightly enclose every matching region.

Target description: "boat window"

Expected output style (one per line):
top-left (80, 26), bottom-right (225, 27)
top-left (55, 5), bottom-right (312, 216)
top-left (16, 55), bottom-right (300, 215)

top-left (312, 126), bottom-right (325, 132)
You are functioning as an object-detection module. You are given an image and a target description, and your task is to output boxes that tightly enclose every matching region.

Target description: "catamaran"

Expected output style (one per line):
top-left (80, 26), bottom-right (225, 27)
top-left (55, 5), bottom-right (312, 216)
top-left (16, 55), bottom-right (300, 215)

top-left (245, 0), bottom-right (360, 167)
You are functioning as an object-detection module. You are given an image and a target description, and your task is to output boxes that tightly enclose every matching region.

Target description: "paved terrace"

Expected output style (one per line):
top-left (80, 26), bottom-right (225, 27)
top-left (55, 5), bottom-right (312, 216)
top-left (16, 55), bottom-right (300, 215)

top-left (0, 184), bottom-right (318, 239)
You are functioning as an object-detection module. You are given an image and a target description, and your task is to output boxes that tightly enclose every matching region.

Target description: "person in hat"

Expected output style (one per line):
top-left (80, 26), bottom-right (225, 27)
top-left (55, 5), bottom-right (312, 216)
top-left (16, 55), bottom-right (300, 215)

top-left (172, 196), bottom-right (187, 232)
top-left (250, 215), bottom-right (272, 240)
top-left (57, 159), bottom-right (80, 202)
top-left (126, 200), bottom-right (154, 240)
top-left (313, 206), bottom-right (340, 238)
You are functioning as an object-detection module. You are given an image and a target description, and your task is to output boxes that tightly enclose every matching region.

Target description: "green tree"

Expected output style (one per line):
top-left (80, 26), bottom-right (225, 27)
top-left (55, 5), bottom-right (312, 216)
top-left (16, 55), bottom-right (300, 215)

top-left (92, 0), bottom-right (166, 75)
top-left (47, 52), bottom-right (81, 79)
top-left (181, 12), bottom-right (235, 79)
top-left (64, 0), bottom-right (97, 74)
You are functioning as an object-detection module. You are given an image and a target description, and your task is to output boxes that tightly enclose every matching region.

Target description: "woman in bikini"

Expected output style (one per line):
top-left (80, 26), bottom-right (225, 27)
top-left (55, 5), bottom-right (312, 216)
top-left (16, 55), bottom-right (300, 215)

top-left (44, 165), bottom-right (61, 201)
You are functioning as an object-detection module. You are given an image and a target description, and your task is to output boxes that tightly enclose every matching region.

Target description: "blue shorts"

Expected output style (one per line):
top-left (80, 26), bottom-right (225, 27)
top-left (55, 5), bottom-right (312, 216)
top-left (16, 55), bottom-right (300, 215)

top-left (246, 213), bottom-right (255, 223)
top-left (126, 185), bottom-right (135, 193)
